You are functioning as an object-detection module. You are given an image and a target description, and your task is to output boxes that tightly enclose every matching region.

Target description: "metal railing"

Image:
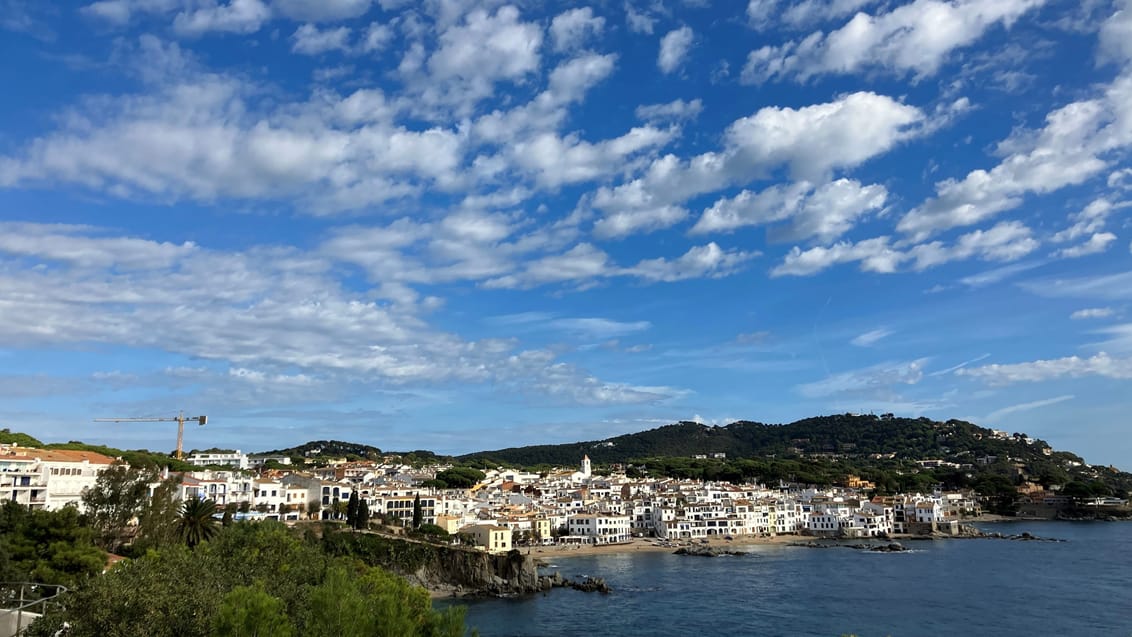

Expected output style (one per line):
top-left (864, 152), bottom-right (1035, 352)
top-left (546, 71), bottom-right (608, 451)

top-left (0, 582), bottom-right (67, 637)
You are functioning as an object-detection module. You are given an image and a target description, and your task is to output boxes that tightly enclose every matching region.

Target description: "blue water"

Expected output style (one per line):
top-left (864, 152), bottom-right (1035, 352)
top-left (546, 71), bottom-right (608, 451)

top-left (446, 522), bottom-right (1132, 637)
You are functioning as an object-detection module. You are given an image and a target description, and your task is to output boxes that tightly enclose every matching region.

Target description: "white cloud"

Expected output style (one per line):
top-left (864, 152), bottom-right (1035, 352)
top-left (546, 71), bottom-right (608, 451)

top-left (1055, 232), bottom-right (1117, 258)
top-left (625, 242), bottom-right (756, 282)
top-left (548, 317), bottom-right (651, 339)
top-left (291, 23), bottom-right (352, 54)
top-left (724, 92), bottom-right (923, 182)
top-left (0, 66), bottom-right (467, 212)
top-left (772, 237), bottom-right (903, 276)
top-left (418, 5), bottom-right (544, 115)
top-left (635, 98), bottom-right (703, 123)
top-left (1052, 198), bottom-right (1118, 243)
top-left (0, 222), bottom-right (674, 406)
top-left (1071, 308), bottom-right (1115, 320)
top-left (658, 26), bottom-right (693, 74)
top-left (507, 125), bottom-right (674, 189)
top-left (360, 21), bottom-right (393, 51)
top-left (1022, 271), bottom-right (1132, 301)
top-left (746, 0), bottom-right (777, 29)
top-left (742, 0), bottom-right (1047, 83)
top-left (594, 92), bottom-right (922, 238)
top-left (851, 328), bottom-right (892, 347)
top-left (773, 220), bottom-right (1040, 276)
top-left (625, 2), bottom-right (655, 34)
top-left (908, 221), bottom-right (1039, 270)
top-left (780, 0), bottom-right (880, 28)
top-left (82, 0), bottom-right (178, 25)
top-left (691, 178), bottom-right (888, 242)
top-left (173, 0), bottom-right (270, 36)
top-left (272, 0), bottom-right (370, 22)
top-left (0, 222), bottom-right (197, 269)
top-left (593, 205), bottom-right (688, 239)
top-left (550, 6), bottom-right (604, 52)
top-left (899, 72), bottom-right (1132, 240)
top-left (1099, 0), bottom-right (1132, 65)
top-left (484, 243), bottom-right (611, 289)
top-left (747, 0), bottom-right (881, 30)
top-left (481, 240), bottom-right (753, 289)
top-left (958, 352), bottom-right (1132, 384)
top-left (797, 358), bottom-right (928, 398)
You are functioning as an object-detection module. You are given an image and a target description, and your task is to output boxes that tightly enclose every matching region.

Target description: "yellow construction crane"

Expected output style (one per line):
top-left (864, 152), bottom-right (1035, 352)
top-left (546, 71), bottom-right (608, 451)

top-left (94, 411), bottom-right (208, 460)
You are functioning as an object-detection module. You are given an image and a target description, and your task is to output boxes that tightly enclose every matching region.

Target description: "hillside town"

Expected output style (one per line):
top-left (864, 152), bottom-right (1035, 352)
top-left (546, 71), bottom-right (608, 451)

top-left (3, 442), bottom-right (1127, 555)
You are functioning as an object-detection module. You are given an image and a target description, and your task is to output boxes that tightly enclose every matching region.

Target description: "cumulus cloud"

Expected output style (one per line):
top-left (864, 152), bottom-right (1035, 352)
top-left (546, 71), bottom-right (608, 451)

top-left (594, 92), bottom-right (922, 238)
top-left (747, 0), bottom-right (881, 30)
top-left (625, 242), bottom-right (757, 282)
top-left (291, 23), bottom-right (352, 54)
top-left (907, 221), bottom-right (1039, 270)
top-left (691, 179), bottom-right (888, 242)
top-left (958, 352), bottom-right (1132, 384)
top-left (1052, 198), bottom-right (1119, 243)
top-left (593, 205), bottom-right (688, 239)
top-left (0, 221), bottom-right (682, 406)
top-left (272, 0), bottom-right (371, 22)
top-left (416, 5), bottom-right (544, 114)
top-left (772, 237), bottom-right (904, 276)
top-left (173, 0), bottom-right (270, 36)
top-left (550, 6), bottom-right (604, 52)
top-left (635, 98), bottom-right (703, 123)
top-left (724, 92), bottom-right (923, 182)
top-left (774, 220), bottom-right (1041, 276)
top-left (899, 72), bottom-right (1132, 240)
top-left (1099, 0), bottom-right (1132, 65)
top-left (1054, 232), bottom-right (1117, 258)
top-left (742, 0), bottom-right (1046, 83)
top-left (624, 2), bottom-right (655, 34)
top-left (82, 0), bottom-right (178, 25)
top-left (482, 241), bottom-right (754, 289)
top-left (658, 26), bottom-right (693, 74)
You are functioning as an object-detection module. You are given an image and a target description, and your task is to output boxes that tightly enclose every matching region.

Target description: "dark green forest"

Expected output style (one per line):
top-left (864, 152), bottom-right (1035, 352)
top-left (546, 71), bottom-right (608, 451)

top-left (459, 414), bottom-right (1132, 496)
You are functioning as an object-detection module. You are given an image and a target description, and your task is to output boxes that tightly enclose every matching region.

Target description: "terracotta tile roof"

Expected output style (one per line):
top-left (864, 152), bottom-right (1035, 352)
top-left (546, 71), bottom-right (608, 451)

top-left (8, 448), bottom-right (117, 464)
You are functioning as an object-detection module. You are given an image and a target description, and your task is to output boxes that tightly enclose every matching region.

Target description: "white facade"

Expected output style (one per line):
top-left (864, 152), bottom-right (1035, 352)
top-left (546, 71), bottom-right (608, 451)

top-left (0, 446), bottom-right (115, 512)
top-left (567, 513), bottom-right (631, 544)
top-left (187, 450), bottom-right (249, 470)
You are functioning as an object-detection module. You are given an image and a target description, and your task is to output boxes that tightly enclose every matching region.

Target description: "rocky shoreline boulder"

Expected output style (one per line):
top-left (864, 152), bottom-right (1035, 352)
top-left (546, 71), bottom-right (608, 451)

top-left (673, 546), bottom-right (748, 557)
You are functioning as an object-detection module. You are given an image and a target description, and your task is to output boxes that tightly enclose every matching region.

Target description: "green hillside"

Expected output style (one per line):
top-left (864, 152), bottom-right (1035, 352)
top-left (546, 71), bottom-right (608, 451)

top-left (459, 414), bottom-right (1132, 497)
top-left (260, 439), bottom-right (383, 461)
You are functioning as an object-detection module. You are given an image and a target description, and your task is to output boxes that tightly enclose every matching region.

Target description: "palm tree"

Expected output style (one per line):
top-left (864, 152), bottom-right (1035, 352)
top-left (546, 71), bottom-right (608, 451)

top-left (178, 497), bottom-right (220, 547)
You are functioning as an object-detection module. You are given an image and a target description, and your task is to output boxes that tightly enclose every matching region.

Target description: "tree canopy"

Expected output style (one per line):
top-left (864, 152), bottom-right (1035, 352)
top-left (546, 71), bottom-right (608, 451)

top-left (26, 521), bottom-right (467, 637)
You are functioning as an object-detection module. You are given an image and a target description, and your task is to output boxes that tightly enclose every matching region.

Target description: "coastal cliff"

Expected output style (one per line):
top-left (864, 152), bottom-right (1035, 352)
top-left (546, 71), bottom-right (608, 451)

top-left (321, 530), bottom-right (544, 596)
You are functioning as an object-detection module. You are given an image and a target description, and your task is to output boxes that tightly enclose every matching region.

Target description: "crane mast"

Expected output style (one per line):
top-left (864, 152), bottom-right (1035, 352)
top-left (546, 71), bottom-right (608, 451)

top-left (93, 411), bottom-right (208, 460)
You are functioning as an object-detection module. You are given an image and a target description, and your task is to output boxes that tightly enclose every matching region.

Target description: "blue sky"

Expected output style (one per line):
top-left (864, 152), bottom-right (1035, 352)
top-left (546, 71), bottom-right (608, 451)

top-left (1, 0), bottom-right (1130, 467)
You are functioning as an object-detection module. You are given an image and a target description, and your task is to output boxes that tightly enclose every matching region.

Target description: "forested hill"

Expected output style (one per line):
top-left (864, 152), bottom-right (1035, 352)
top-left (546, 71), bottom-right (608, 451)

top-left (458, 414), bottom-right (1132, 493)
top-left (260, 439), bottom-right (382, 460)
top-left (461, 415), bottom-right (1039, 466)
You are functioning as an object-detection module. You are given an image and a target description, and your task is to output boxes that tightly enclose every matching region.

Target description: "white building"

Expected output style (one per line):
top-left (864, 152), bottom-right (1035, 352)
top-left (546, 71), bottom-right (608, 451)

top-left (187, 450), bottom-right (249, 470)
top-left (0, 446), bottom-right (116, 512)
top-left (566, 513), bottom-right (631, 544)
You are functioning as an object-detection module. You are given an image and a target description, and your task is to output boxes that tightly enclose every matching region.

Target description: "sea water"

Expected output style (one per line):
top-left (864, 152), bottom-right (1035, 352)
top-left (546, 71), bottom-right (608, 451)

top-left (447, 521), bottom-right (1132, 636)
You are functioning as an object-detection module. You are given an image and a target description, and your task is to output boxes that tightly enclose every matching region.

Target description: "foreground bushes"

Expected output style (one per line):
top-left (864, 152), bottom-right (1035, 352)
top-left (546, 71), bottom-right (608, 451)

top-left (26, 522), bottom-right (466, 637)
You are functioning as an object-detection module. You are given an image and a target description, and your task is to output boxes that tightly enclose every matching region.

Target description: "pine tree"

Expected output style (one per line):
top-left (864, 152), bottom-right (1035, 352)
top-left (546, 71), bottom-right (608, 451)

top-left (411, 494), bottom-right (422, 529)
top-left (356, 500), bottom-right (369, 530)
top-left (346, 491), bottom-right (359, 527)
